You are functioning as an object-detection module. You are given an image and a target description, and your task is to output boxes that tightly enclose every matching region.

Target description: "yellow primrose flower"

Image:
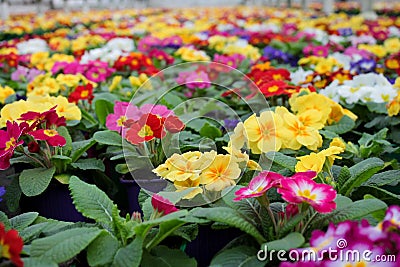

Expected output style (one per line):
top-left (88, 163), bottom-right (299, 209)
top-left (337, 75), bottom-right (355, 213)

top-left (320, 146), bottom-right (344, 166)
top-left (28, 76), bottom-right (60, 96)
top-left (49, 37), bottom-right (71, 52)
top-left (343, 109), bottom-right (358, 121)
top-left (27, 86), bottom-right (51, 97)
top-left (33, 95), bottom-right (82, 121)
top-left (199, 154), bottom-right (241, 191)
top-left (387, 91), bottom-right (400, 116)
top-left (278, 108), bottom-right (322, 151)
top-left (358, 44), bottom-right (386, 58)
top-left (295, 152), bottom-right (326, 173)
top-left (30, 52), bottom-right (50, 70)
top-left (384, 38), bottom-right (400, 54)
top-left (229, 122), bottom-right (247, 150)
top-left (223, 145), bottom-right (261, 171)
top-left (56, 74), bottom-right (80, 88)
top-left (290, 91), bottom-right (332, 126)
top-left (174, 178), bottom-right (203, 200)
top-left (154, 151), bottom-right (212, 182)
top-left (0, 101), bottom-right (31, 127)
top-left (0, 85), bottom-right (15, 104)
top-left (329, 137), bottom-right (346, 150)
top-left (296, 109), bottom-right (325, 130)
top-left (243, 110), bottom-right (283, 154)
top-left (77, 74), bottom-right (98, 88)
top-left (109, 76), bottom-right (122, 92)
top-left (129, 73), bottom-right (152, 90)
top-left (0, 94), bottom-right (80, 126)
top-left (175, 47), bottom-right (210, 61)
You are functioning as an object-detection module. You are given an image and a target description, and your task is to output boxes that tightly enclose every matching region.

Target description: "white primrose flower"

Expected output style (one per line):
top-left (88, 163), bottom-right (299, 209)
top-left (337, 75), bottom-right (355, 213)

top-left (17, 38), bottom-right (49, 54)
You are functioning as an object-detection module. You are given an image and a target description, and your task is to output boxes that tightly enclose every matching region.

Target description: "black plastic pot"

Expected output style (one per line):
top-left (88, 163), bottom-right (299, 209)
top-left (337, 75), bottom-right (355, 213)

top-left (120, 169), bottom-right (168, 214)
top-left (20, 182), bottom-right (85, 222)
top-left (185, 225), bottom-right (243, 267)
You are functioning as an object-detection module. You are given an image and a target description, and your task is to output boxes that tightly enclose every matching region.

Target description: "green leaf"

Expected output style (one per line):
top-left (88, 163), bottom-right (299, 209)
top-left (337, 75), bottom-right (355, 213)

top-left (198, 101), bottom-right (223, 116)
top-left (190, 207), bottom-right (265, 244)
top-left (210, 246), bottom-right (261, 267)
top-left (19, 222), bottom-right (48, 243)
top-left (23, 257), bottom-right (58, 267)
top-left (160, 92), bottom-right (183, 109)
top-left (54, 174), bottom-right (71, 184)
top-left (310, 198), bottom-right (387, 229)
top-left (340, 158), bottom-right (384, 196)
top-left (5, 176), bottom-right (21, 212)
top-left (353, 186), bottom-right (400, 205)
top-left (324, 115), bottom-right (355, 134)
top-left (112, 205), bottom-right (136, 245)
top-left (71, 158), bottom-right (105, 171)
top-left (93, 130), bottom-right (123, 146)
top-left (145, 219), bottom-right (187, 250)
top-left (264, 232), bottom-right (305, 251)
top-left (70, 138), bottom-right (97, 162)
top-left (80, 108), bottom-right (98, 129)
top-left (19, 167), bottom-right (56, 197)
top-left (319, 130), bottom-right (338, 139)
top-left (336, 166), bottom-right (351, 189)
top-left (186, 119), bottom-right (209, 132)
top-left (10, 212), bottom-right (39, 232)
top-left (141, 245), bottom-right (196, 267)
top-left (112, 237), bottom-right (143, 267)
top-left (199, 123), bottom-right (222, 139)
top-left (366, 102), bottom-right (388, 114)
top-left (116, 163), bottom-right (129, 174)
top-left (222, 186), bottom-right (261, 225)
top-left (278, 213), bottom-right (308, 238)
top-left (51, 155), bottom-right (72, 172)
top-left (95, 99), bottom-right (114, 127)
top-left (171, 224), bottom-right (198, 242)
top-left (69, 176), bottom-right (114, 226)
top-left (87, 231), bottom-right (119, 267)
top-left (363, 170), bottom-right (400, 187)
top-left (57, 126), bottom-right (72, 156)
top-left (30, 227), bottom-right (101, 264)
top-left (0, 211), bottom-right (11, 230)
top-left (265, 151), bottom-right (297, 172)
top-left (134, 210), bottom-right (188, 237)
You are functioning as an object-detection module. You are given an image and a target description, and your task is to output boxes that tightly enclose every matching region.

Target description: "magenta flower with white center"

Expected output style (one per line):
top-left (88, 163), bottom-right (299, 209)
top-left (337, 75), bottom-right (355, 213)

top-left (233, 171), bottom-right (284, 201)
top-left (106, 101), bottom-right (140, 136)
top-left (382, 205), bottom-right (400, 231)
top-left (277, 176), bottom-right (337, 213)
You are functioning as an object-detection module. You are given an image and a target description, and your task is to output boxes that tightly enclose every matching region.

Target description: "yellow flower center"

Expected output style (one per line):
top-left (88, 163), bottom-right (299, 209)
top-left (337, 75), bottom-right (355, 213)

top-left (5, 137), bottom-right (16, 151)
top-left (138, 125), bottom-right (153, 138)
top-left (345, 262), bottom-right (367, 267)
top-left (382, 94), bottom-right (390, 102)
top-left (44, 129), bottom-right (58, 137)
top-left (350, 87), bottom-right (360, 93)
top-left (117, 116), bottom-right (127, 127)
top-left (268, 85), bottom-right (279, 93)
top-left (80, 90), bottom-right (89, 98)
top-left (298, 189), bottom-right (317, 201)
top-left (272, 74), bottom-right (282, 80)
top-left (387, 59), bottom-right (399, 69)
top-left (1, 243), bottom-right (11, 259)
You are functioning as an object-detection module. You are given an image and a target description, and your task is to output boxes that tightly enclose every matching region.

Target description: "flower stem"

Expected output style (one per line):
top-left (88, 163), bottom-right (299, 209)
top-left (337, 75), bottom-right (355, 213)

top-left (257, 194), bottom-right (278, 236)
top-left (22, 151), bottom-right (46, 168)
top-left (301, 211), bottom-right (318, 236)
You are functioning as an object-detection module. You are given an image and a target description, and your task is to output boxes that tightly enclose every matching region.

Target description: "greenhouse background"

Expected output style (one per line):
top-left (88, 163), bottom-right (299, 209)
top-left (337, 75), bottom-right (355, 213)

top-left (0, 0), bottom-right (394, 17)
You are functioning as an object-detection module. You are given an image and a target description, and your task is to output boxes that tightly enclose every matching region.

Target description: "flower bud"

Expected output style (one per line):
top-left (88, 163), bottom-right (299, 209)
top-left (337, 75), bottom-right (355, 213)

top-left (28, 141), bottom-right (40, 153)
